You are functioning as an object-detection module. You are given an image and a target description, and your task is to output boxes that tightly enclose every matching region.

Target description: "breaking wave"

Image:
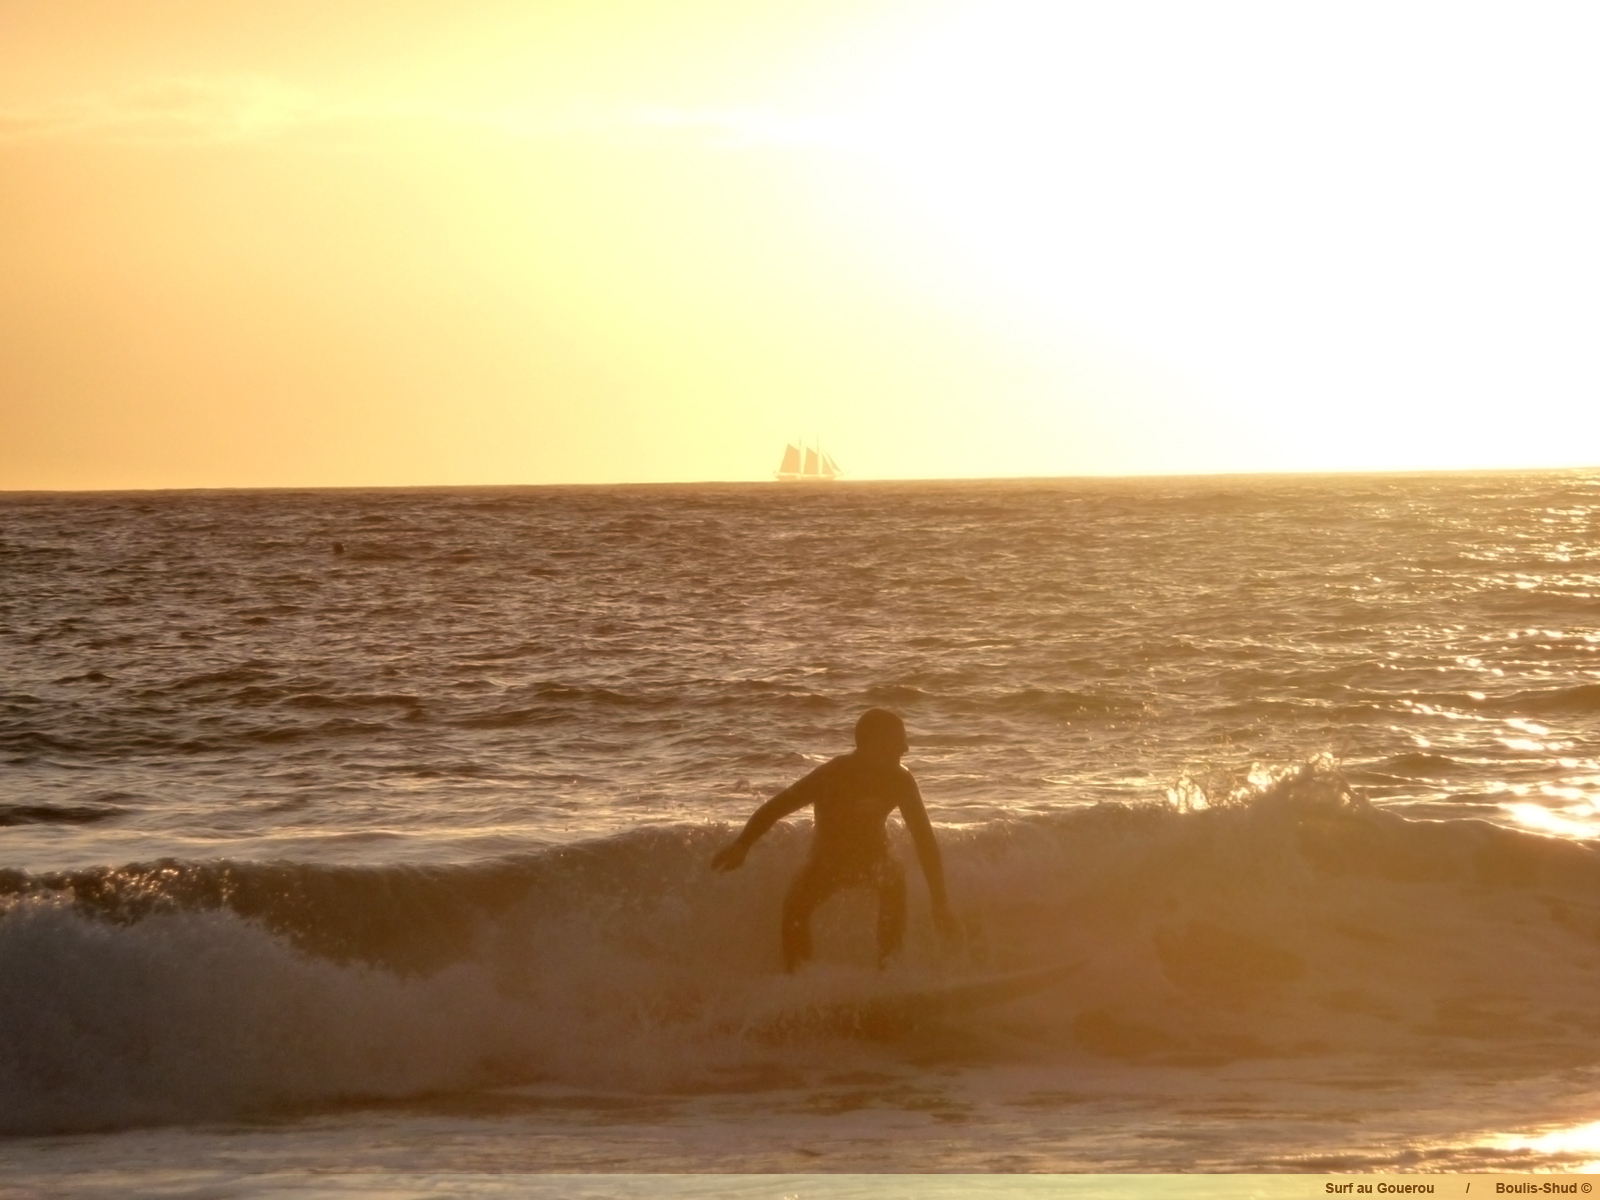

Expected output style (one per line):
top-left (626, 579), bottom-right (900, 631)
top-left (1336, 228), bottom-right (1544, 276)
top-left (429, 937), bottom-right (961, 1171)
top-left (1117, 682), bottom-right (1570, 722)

top-left (6, 762), bottom-right (1600, 1135)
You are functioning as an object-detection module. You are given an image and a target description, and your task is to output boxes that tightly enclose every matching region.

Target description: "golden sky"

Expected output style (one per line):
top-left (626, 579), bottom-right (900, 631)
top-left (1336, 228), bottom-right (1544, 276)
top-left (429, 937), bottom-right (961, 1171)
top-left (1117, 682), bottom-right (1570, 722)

top-left (3, 1), bottom-right (1598, 489)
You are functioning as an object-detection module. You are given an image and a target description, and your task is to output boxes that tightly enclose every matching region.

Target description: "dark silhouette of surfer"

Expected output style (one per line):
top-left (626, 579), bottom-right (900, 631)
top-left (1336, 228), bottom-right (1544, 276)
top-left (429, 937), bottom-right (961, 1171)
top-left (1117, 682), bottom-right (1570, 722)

top-left (712, 708), bottom-right (957, 972)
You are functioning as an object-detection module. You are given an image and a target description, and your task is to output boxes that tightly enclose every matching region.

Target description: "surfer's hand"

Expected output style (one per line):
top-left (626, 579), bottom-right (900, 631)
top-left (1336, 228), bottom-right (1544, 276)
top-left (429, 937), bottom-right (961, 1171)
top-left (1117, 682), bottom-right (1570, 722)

top-left (710, 840), bottom-right (748, 872)
top-left (932, 900), bottom-right (960, 944)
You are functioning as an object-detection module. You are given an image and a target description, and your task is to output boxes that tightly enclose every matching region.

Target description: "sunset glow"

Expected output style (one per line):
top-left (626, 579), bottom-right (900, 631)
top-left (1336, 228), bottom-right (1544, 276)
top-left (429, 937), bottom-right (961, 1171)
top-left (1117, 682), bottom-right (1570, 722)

top-left (4, 1), bottom-right (1598, 489)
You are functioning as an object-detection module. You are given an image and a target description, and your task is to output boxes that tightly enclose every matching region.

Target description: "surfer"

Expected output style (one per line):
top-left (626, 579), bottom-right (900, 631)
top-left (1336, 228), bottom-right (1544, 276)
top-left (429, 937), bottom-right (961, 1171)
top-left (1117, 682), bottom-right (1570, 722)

top-left (711, 708), bottom-right (958, 972)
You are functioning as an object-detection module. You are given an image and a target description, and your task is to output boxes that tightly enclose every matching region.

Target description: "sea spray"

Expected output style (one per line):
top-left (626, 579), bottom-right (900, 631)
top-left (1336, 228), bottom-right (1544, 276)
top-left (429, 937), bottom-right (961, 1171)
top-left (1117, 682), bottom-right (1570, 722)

top-left (8, 768), bottom-right (1600, 1133)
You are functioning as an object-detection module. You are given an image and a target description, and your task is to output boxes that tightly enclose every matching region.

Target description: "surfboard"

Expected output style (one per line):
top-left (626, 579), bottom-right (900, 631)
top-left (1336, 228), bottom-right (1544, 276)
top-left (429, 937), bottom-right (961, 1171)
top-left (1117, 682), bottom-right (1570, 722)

top-left (750, 960), bottom-right (1084, 1042)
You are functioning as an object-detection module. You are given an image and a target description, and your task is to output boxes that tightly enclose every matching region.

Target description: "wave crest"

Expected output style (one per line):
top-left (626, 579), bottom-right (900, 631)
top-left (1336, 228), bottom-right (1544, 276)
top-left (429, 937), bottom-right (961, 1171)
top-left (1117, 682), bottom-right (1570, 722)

top-left (7, 770), bottom-right (1600, 1133)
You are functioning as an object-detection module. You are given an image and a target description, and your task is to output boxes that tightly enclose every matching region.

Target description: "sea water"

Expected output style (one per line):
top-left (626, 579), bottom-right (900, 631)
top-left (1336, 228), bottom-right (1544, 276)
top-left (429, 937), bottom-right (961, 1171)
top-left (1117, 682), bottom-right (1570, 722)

top-left (3, 472), bottom-right (1600, 1190)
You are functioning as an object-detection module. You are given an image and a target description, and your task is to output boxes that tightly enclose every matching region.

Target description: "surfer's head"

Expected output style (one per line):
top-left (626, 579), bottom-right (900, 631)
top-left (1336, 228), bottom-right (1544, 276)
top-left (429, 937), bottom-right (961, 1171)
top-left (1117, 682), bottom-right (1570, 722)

top-left (854, 708), bottom-right (908, 759)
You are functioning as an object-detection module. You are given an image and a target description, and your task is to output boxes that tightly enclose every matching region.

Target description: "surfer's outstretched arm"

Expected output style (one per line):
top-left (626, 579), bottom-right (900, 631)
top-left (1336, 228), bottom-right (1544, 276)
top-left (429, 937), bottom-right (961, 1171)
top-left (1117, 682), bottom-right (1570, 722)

top-left (710, 780), bottom-right (814, 871)
top-left (898, 781), bottom-right (958, 940)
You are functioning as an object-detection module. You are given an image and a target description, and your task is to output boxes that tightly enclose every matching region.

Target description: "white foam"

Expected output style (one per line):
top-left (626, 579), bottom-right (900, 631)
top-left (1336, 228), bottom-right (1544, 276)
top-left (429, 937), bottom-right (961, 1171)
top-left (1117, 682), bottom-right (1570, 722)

top-left (0, 899), bottom-right (531, 1133)
top-left (9, 773), bottom-right (1600, 1134)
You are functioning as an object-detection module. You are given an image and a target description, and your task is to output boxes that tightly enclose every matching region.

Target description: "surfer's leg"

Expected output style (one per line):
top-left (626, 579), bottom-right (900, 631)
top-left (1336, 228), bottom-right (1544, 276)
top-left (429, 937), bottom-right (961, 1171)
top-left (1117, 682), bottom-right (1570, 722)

top-left (874, 857), bottom-right (907, 967)
top-left (781, 863), bottom-right (837, 972)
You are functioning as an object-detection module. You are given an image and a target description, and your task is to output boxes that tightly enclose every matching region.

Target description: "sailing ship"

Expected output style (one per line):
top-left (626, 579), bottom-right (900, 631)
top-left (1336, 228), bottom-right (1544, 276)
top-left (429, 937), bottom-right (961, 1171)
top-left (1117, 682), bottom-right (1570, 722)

top-left (775, 441), bottom-right (842, 482)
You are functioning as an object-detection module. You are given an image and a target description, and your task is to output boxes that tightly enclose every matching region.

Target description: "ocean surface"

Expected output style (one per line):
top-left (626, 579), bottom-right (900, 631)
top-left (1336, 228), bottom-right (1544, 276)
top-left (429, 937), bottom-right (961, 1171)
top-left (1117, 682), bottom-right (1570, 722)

top-left (4, 471), bottom-right (1600, 1191)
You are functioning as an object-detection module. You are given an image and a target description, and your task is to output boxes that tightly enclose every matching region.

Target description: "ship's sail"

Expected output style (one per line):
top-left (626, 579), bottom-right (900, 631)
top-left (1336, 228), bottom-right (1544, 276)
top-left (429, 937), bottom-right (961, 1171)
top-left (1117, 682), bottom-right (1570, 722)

top-left (775, 440), bottom-right (841, 481)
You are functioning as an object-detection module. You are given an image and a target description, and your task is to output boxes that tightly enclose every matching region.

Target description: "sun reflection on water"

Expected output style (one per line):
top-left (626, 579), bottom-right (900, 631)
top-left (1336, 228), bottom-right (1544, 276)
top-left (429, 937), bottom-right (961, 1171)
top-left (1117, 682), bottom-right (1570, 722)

top-left (1502, 802), bottom-right (1600, 840)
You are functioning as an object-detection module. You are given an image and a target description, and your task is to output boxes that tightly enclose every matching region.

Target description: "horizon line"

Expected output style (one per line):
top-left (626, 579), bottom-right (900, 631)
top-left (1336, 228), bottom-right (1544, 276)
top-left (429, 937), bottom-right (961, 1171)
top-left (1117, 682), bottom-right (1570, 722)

top-left (3, 462), bottom-right (1597, 497)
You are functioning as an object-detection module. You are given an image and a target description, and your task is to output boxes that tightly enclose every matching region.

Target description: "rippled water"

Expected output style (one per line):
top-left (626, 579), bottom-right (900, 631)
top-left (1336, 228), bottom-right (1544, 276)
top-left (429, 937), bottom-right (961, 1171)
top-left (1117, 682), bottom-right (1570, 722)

top-left (4, 472), bottom-right (1599, 864)
top-left (3, 471), bottom-right (1600, 1179)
